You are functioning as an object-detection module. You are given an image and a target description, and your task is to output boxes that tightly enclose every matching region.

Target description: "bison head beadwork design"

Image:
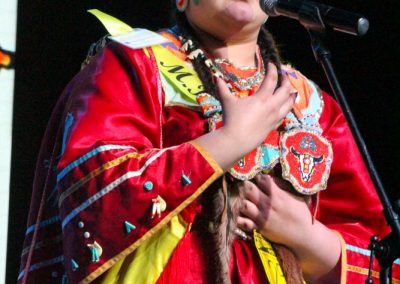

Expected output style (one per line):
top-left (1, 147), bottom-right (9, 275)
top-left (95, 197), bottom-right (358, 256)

top-left (280, 129), bottom-right (332, 195)
top-left (290, 146), bottom-right (324, 182)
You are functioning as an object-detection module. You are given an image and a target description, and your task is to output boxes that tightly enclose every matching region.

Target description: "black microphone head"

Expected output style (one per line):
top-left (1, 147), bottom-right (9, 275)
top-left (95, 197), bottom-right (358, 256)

top-left (259, 0), bottom-right (280, 17)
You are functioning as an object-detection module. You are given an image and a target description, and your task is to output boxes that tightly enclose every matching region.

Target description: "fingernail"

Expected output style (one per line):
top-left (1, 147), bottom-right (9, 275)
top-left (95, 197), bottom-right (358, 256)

top-left (212, 74), bottom-right (219, 84)
top-left (290, 90), bottom-right (298, 100)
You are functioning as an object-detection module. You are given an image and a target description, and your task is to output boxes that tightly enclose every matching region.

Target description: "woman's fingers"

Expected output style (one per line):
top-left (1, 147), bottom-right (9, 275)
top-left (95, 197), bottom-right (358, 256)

top-left (253, 62), bottom-right (278, 100)
top-left (240, 198), bottom-right (269, 226)
top-left (279, 91), bottom-right (297, 117)
top-left (254, 174), bottom-right (274, 195)
top-left (237, 216), bottom-right (257, 232)
top-left (214, 76), bottom-right (233, 103)
top-left (272, 74), bottom-right (293, 103)
top-left (276, 75), bottom-right (297, 115)
top-left (240, 199), bottom-right (258, 218)
top-left (255, 67), bottom-right (295, 124)
top-left (239, 180), bottom-right (267, 205)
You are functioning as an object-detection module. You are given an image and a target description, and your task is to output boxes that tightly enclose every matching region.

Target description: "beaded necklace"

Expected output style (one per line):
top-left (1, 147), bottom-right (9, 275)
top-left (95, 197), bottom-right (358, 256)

top-left (213, 48), bottom-right (265, 92)
top-left (180, 36), bottom-right (264, 120)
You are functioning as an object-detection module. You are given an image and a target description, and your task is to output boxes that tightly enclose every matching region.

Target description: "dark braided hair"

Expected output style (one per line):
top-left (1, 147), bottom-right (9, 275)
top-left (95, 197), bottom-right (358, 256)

top-left (174, 9), bottom-right (282, 97)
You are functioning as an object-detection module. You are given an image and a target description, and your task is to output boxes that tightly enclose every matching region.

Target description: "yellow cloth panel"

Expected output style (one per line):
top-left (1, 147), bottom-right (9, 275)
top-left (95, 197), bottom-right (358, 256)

top-left (151, 45), bottom-right (202, 106)
top-left (254, 231), bottom-right (287, 284)
top-left (88, 9), bottom-right (133, 36)
top-left (100, 215), bottom-right (187, 284)
top-left (254, 231), bottom-right (306, 284)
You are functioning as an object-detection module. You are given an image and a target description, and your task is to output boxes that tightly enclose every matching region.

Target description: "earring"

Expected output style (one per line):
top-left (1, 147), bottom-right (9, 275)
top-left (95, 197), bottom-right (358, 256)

top-left (176, 0), bottom-right (189, 12)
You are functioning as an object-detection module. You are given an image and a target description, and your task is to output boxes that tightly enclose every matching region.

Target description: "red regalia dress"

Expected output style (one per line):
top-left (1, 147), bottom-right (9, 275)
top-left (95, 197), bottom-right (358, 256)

top-left (18, 27), bottom-right (400, 284)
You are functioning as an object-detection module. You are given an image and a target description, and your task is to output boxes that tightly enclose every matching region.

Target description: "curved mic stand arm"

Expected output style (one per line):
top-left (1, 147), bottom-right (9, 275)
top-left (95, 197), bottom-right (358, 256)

top-left (294, 5), bottom-right (400, 284)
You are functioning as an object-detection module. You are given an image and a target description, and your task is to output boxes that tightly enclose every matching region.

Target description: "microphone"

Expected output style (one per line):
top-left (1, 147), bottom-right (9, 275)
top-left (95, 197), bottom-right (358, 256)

top-left (260, 0), bottom-right (369, 36)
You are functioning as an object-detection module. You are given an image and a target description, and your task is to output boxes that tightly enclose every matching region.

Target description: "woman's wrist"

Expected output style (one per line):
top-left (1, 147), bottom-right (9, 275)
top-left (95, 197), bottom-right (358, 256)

top-left (289, 221), bottom-right (341, 282)
top-left (194, 127), bottom-right (252, 171)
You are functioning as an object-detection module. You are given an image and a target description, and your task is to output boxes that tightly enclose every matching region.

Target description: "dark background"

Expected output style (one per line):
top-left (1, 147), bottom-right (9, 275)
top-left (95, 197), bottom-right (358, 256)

top-left (7, 1), bottom-right (400, 282)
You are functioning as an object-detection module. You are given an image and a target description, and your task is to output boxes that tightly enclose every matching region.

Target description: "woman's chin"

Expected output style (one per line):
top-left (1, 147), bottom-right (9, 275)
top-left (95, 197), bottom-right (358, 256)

top-left (224, 2), bottom-right (256, 24)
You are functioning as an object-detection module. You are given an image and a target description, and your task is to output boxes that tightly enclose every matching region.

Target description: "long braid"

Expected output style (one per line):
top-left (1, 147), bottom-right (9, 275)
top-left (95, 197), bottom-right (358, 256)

top-left (175, 11), bottom-right (217, 97)
top-left (258, 25), bottom-right (282, 84)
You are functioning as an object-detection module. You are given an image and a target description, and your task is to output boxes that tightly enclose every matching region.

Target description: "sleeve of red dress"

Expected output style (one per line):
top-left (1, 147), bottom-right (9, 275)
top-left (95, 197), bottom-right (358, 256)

top-left (56, 42), bottom-right (223, 283)
top-left (318, 92), bottom-right (400, 283)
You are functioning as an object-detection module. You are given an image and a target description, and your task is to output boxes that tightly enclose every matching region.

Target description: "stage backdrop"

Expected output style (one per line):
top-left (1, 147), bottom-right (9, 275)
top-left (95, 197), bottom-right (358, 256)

top-left (1, 0), bottom-right (17, 283)
top-left (8, 1), bottom-right (400, 283)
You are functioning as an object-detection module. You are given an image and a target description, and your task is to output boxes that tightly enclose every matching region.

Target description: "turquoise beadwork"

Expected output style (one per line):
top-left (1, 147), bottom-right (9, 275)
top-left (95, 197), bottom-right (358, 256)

top-left (71, 259), bottom-right (79, 271)
top-left (181, 175), bottom-right (191, 186)
top-left (144, 181), bottom-right (154, 191)
top-left (124, 221), bottom-right (136, 234)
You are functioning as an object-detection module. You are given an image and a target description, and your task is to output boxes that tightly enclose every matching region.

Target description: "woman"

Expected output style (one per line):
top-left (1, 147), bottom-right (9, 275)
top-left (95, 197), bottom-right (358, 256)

top-left (18, 0), bottom-right (395, 283)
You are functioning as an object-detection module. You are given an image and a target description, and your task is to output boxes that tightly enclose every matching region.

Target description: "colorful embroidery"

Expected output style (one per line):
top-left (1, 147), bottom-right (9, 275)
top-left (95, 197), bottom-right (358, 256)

top-left (87, 241), bottom-right (103, 263)
top-left (151, 195), bottom-right (167, 219)
top-left (61, 113), bottom-right (74, 155)
top-left (25, 216), bottom-right (60, 235)
top-left (61, 149), bottom-right (169, 229)
top-left (124, 221), bottom-right (137, 234)
top-left (57, 144), bottom-right (136, 182)
top-left (58, 151), bottom-right (146, 207)
top-left (196, 92), bottom-right (222, 117)
top-left (71, 259), bottom-right (79, 271)
top-left (17, 256), bottom-right (65, 280)
top-left (181, 174), bottom-right (192, 186)
top-left (21, 235), bottom-right (63, 257)
top-left (144, 181), bottom-right (154, 191)
top-left (280, 129), bottom-right (333, 195)
top-left (230, 130), bottom-right (280, 180)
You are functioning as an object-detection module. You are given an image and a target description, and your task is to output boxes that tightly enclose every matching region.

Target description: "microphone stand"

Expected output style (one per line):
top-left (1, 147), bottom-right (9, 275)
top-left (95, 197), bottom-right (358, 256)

top-left (293, 4), bottom-right (400, 284)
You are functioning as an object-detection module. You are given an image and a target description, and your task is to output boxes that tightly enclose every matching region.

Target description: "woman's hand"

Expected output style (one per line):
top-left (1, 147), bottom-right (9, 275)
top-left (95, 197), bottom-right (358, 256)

top-left (237, 174), bottom-right (312, 246)
top-left (216, 63), bottom-right (295, 156)
top-left (237, 174), bottom-right (342, 282)
top-left (195, 63), bottom-right (296, 171)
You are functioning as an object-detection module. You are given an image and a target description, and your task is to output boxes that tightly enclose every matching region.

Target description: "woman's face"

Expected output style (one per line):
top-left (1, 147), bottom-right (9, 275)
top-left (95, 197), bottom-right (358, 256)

top-left (185, 0), bottom-right (268, 42)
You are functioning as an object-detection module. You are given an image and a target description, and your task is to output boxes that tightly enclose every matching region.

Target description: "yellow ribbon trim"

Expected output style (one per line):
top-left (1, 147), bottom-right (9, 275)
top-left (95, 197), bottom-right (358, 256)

top-left (254, 231), bottom-right (287, 284)
top-left (100, 215), bottom-right (187, 284)
top-left (151, 45), bottom-right (202, 106)
top-left (347, 264), bottom-right (400, 284)
top-left (58, 152), bottom-right (146, 207)
top-left (88, 9), bottom-right (133, 36)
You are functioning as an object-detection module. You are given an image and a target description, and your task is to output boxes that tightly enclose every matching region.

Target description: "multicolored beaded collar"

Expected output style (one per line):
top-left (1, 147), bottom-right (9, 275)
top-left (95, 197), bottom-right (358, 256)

top-left (179, 35), bottom-right (333, 196)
